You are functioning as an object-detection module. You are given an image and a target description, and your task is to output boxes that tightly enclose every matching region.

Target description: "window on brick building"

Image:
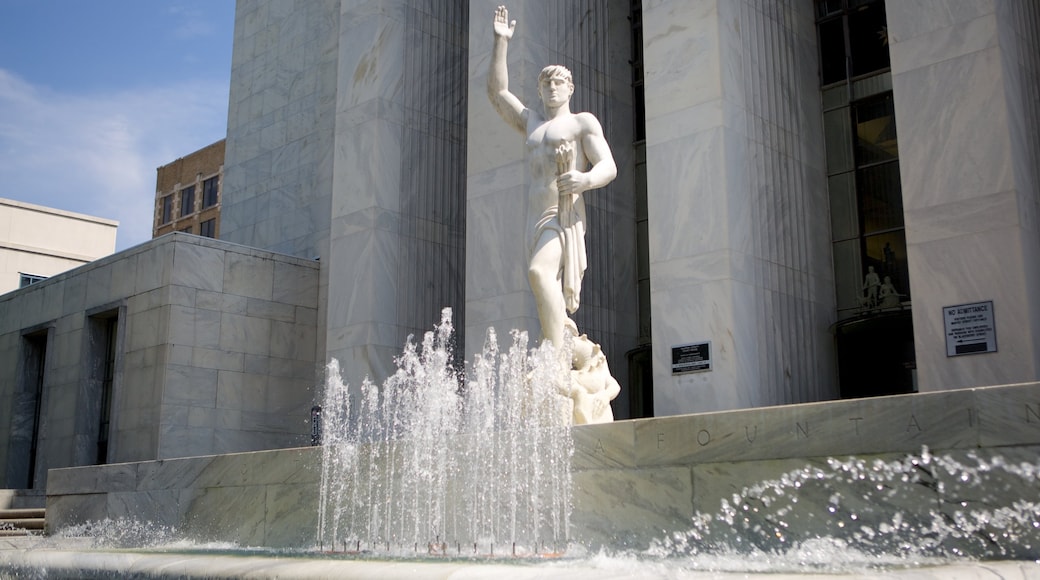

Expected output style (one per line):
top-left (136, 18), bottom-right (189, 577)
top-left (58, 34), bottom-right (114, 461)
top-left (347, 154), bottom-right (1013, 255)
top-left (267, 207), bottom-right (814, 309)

top-left (202, 176), bottom-right (219, 208)
top-left (180, 185), bottom-right (195, 217)
top-left (200, 218), bottom-right (216, 238)
top-left (160, 195), bottom-right (173, 224)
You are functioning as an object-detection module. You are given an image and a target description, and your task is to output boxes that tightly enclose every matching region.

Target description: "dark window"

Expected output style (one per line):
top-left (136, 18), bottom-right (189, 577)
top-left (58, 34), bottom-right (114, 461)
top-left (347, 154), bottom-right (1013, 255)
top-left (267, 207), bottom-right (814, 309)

top-left (160, 195), bottom-right (173, 224)
top-left (180, 226), bottom-right (193, 234)
top-left (818, 0), bottom-right (913, 399)
top-left (816, 0), bottom-right (890, 85)
top-left (200, 218), bottom-right (216, 238)
top-left (96, 316), bottom-right (117, 464)
top-left (631, 0), bottom-right (646, 142)
top-left (180, 185), bottom-right (195, 217)
top-left (19, 273), bottom-right (47, 288)
top-left (853, 94), bottom-right (898, 164)
top-left (22, 331), bottom-right (48, 488)
top-left (202, 176), bottom-right (219, 207)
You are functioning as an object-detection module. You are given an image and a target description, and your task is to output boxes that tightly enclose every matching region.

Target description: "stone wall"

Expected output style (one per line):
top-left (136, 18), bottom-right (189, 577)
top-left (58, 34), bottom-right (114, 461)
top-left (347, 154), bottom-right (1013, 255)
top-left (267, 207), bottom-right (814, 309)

top-left (44, 382), bottom-right (1040, 551)
top-left (0, 234), bottom-right (319, 490)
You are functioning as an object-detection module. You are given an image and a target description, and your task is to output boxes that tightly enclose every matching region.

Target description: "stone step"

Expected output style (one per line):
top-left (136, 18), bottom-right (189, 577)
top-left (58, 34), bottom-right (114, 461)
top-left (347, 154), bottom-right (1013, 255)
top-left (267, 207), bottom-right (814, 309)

top-left (0, 507), bottom-right (45, 536)
top-left (0, 518), bottom-right (44, 530)
top-left (0, 508), bottom-right (45, 520)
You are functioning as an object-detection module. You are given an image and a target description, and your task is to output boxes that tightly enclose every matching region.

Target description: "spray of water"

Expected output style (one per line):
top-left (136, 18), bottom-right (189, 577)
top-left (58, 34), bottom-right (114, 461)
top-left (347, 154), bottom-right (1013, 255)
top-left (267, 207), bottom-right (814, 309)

top-left (648, 447), bottom-right (1040, 571)
top-left (316, 308), bottom-right (575, 556)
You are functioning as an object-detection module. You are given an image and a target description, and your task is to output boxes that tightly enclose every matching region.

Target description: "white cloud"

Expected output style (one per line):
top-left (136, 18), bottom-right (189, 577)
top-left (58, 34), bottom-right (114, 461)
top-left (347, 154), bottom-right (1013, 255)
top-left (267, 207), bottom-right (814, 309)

top-left (0, 68), bottom-right (228, 251)
top-left (169, 5), bottom-right (217, 39)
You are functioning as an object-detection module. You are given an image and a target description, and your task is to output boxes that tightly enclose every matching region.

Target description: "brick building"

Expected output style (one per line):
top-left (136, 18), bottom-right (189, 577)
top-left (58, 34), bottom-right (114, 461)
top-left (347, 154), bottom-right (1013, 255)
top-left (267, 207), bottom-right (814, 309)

top-left (153, 140), bottom-right (224, 239)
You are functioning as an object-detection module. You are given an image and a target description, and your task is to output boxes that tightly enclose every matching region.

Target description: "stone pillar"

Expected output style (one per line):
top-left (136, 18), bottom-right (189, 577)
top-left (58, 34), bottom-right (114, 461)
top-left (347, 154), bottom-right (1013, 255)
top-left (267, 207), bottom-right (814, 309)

top-left (888, 1), bottom-right (1040, 391)
top-left (642, 1), bottom-right (836, 415)
top-left (226, 1), bottom-right (469, 390)
top-left (325, 0), bottom-right (469, 388)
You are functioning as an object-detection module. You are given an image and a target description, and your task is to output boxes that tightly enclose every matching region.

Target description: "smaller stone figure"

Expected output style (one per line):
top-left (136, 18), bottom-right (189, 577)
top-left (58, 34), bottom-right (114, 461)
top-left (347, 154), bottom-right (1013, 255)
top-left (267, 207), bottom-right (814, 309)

top-left (878, 275), bottom-right (901, 308)
top-left (862, 266), bottom-right (880, 308)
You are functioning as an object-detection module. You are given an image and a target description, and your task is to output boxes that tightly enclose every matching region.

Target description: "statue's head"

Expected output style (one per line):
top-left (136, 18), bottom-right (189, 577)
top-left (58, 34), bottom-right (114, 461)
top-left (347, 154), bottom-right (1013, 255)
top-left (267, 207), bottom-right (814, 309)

top-left (538, 65), bottom-right (574, 108)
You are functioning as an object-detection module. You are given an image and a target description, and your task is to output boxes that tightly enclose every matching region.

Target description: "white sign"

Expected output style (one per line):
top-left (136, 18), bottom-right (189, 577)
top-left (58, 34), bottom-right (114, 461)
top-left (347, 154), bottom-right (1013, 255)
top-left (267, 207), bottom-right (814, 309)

top-left (944, 301), bottom-right (997, 356)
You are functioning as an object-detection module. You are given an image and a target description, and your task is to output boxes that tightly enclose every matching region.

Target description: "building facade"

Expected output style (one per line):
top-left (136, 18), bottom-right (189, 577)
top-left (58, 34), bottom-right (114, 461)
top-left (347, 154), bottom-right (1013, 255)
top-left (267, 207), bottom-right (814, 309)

top-left (0, 234), bottom-right (319, 489)
top-left (153, 140), bottom-right (225, 240)
top-left (1, 0), bottom-right (1038, 490)
top-left (0, 199), bottom-right (117, 295)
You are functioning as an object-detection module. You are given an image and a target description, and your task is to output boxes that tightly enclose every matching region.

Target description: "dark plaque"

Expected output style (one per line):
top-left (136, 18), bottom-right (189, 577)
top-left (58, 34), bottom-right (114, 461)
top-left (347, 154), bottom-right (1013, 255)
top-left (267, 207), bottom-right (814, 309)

top-left (672, 342), bottom-right (711, 374)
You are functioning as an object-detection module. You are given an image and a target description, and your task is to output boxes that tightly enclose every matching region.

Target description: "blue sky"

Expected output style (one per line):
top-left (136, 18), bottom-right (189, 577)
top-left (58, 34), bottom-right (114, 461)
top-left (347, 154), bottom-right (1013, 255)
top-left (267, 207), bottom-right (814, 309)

top-left (0, 1), bottom-right (235, 251)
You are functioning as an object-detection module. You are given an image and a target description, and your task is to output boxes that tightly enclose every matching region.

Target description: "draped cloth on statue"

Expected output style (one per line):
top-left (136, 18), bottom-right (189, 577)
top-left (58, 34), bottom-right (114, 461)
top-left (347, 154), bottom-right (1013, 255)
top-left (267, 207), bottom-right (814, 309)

top-left (531, 198), bottom-right (586, 314)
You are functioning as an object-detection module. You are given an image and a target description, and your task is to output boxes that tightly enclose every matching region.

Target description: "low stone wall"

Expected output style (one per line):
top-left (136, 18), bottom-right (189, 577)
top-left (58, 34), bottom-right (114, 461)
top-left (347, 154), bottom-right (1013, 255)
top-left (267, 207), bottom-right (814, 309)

top-left (572, 382), bottom-right (1040, 551)
top-left (45, 383), bottom-right (1040, 551)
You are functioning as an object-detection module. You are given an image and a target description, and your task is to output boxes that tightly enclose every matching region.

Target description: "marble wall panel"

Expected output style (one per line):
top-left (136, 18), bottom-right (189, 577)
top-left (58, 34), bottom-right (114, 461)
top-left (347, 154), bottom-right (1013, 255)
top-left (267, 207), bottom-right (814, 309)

top-left (133, 244), bottom-right (172, 295)
top-left (263, 482), bottom-right (320, 547)
top-left (633, 389), bottom-right (977, 467)
top-left (107, 489), bottom-right (183, 527)
top-left (642, 0), bottom-right (833, 415)
top-left (109, 252), bottom-right (138, 300)
top-left (84, 264), bottom-right (112, 307)
top-left (886, 0), bottom-right (997, 48)
top-left (908, 227), bottom-right (1038, 391)
top-left (55, 277), bottom-right (83, 319)
top-left (640, 0), bottom-right (722, 119)
top-left (571, 466), bottom-right (693, 550)
top-left (170, 241), bottom-right (225, 293)
top-left (218, 312), bottom-right (272, 357)
top-left (975, 382), bottom-right (1040, 447)
top-left (223, 253), bottom-right (275, 301)
top-left (894, 50), bottom-right (1012, 211)
top-left (181, 485), bottom-right (267, 545)
top-left (44, 494), bottom-right (108, 533)
top-left (163, 365), bottom-right (218, 408)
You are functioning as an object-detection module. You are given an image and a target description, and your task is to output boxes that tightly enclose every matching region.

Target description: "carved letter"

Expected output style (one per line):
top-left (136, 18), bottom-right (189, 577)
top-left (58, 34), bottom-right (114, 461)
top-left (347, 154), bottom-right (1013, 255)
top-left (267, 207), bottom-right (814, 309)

top-left (595, 439), bottom-right (605, 454)
top-left (744, 425), bottom-right (758, 443)
top-left (697, 429), bottom-right (711, 446)
top-left (657, 432), bottom-right (665, 449)
top-left (796, 422), bottom-right (809, 438)
top-left (1026, 404), bottom-right (1040, 424)
top-left (849, 417), bottom-right (863, 435)
top-left (906, 414), bottom-right (922, 432)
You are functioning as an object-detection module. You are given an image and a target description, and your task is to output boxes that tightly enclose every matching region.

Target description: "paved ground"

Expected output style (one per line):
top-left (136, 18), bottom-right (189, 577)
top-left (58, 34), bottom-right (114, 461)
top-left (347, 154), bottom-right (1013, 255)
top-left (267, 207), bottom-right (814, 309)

top-left (0, 538), bottom-right (1038, 580)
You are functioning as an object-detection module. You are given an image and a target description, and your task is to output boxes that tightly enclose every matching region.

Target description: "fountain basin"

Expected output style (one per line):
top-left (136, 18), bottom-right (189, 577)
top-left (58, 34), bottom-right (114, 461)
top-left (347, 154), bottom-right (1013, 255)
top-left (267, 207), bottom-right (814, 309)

top-left (39, 382), bottom-right (1040, 559)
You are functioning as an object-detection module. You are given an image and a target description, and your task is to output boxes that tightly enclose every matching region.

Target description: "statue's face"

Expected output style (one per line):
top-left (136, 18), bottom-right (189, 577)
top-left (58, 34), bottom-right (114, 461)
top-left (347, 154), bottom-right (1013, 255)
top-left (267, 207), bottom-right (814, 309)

top-left (539, 75), bottom-right (573, 108)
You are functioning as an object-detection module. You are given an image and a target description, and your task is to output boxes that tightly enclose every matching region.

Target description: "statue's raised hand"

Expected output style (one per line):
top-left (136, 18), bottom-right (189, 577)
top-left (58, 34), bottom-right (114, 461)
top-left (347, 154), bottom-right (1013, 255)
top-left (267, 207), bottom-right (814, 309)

top-left (493, 5), bottom-right (516, 39)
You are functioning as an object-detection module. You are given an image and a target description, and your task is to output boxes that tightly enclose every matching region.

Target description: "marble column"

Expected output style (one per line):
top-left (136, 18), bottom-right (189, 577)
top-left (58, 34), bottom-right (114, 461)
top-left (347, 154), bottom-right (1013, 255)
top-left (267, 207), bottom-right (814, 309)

top-left (887, 1), bottom-right (1040, 391)
top-left (642, 0), bottom-right (836, 415)
top-left (325, 0), bottom-right (469, 389)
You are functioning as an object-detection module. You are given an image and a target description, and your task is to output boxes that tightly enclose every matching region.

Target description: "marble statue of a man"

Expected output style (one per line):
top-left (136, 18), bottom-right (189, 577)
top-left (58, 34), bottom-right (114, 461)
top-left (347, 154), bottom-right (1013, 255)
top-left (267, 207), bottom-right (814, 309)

top-left (488, 5), bottom-right (620, 424)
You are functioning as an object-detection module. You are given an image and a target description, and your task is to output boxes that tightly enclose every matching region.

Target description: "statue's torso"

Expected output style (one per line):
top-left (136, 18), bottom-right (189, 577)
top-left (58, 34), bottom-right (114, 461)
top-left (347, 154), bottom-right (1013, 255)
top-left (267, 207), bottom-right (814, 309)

top-left (524, 111), bottom-right (588, 231)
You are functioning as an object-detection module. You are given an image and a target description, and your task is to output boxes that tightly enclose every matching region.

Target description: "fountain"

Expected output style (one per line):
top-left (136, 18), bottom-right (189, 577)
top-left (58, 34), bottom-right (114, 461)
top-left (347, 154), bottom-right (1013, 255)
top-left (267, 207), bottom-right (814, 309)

top-left (5, 309), bottom-right (1040, 576)
top-left (315, 308), bottom-right (574, 556)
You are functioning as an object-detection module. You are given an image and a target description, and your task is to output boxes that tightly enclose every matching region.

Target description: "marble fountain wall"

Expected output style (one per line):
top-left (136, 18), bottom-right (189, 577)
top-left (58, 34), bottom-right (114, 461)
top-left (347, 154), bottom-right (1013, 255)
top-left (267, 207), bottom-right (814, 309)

top-left (43, 381), bottom-right (1040, 550)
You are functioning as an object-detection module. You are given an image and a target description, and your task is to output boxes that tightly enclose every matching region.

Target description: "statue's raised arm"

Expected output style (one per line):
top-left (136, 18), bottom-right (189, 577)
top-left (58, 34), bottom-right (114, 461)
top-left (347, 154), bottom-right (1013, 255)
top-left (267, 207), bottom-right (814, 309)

top-left (488, 5), bottom-right (526, 133)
